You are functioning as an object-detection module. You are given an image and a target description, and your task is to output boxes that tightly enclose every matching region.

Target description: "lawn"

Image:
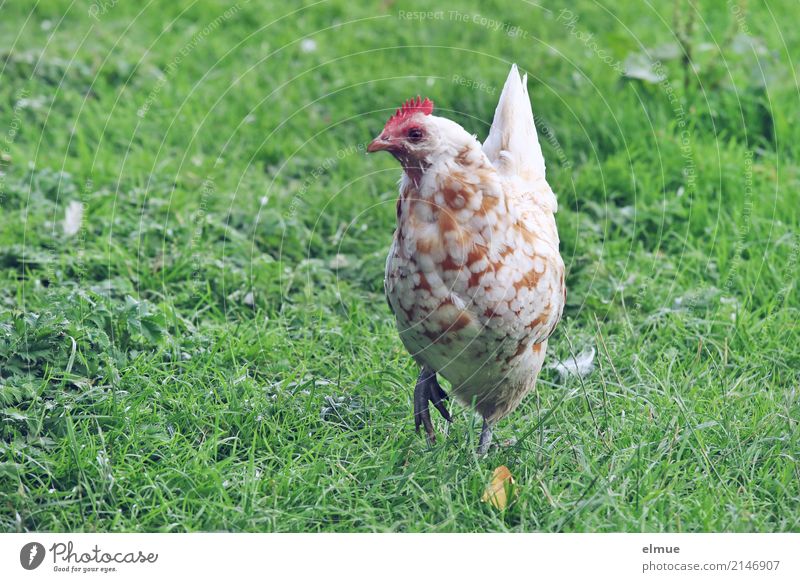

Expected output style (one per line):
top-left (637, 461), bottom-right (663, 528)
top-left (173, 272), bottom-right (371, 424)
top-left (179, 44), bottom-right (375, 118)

top-left (1, 0), bottom-right (798, 532)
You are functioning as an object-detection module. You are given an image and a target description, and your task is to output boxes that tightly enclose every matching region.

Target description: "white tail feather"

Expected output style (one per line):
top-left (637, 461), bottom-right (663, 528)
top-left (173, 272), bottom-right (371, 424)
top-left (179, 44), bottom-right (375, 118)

top-left (482, 64), bottom-right (547, 184)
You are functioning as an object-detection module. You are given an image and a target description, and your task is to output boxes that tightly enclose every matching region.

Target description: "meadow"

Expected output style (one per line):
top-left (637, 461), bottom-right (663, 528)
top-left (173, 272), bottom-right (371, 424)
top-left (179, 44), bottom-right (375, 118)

top-left (0, 0), bottom-right (798, 532)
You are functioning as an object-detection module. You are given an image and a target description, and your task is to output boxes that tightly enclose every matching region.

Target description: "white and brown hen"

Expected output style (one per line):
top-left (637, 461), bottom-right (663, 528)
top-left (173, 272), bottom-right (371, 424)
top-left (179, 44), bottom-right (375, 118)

top-left (368, 64), bottom-right (565, 453)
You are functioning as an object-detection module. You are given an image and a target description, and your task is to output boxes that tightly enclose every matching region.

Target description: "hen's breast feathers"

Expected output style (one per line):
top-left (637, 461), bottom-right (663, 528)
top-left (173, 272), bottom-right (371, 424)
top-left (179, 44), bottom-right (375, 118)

top-left (385, 144), bottom-right (564, 351)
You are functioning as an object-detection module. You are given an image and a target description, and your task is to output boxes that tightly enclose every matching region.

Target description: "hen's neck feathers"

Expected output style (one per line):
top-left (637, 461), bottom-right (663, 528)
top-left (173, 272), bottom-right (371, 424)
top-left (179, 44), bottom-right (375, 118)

top-left (400, 116), bottom-right (487, 189)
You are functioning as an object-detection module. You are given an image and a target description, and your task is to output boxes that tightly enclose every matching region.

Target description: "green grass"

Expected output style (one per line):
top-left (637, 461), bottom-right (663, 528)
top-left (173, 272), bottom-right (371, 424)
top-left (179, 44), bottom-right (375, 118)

top-left (1, 0), bottom-right (798, 532)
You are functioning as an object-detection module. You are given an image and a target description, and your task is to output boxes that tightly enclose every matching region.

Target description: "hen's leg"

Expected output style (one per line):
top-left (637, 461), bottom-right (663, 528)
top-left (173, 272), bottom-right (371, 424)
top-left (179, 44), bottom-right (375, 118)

top-left (477, 419), bottom-right (494, 455)
top-left (413, 366), bottom-right (452, 443)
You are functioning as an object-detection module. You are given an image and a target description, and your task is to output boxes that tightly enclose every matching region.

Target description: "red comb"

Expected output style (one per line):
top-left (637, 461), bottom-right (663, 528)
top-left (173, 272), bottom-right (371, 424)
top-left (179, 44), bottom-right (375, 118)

top-left (385, 96), bottom-right (434, 128)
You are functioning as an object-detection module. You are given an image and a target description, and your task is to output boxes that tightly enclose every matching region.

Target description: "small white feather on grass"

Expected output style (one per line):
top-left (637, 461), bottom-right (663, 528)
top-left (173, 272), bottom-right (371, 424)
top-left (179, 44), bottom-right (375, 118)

top-left (550, 346), bottom-right (596, 381)
top-left (300, 38), bottom-right (317, 53)
top-left (63, 200), bottom-right (83, 236)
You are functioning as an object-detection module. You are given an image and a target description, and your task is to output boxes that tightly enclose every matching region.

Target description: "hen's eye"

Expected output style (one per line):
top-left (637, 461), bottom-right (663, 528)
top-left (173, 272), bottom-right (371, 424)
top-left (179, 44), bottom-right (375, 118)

top-left (407, 127), bottom-right (423, 142)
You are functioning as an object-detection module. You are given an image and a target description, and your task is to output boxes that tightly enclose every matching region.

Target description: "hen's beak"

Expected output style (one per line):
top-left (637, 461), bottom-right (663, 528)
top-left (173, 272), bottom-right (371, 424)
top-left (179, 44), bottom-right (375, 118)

top-left (367, 135), bottom-right (393, 153)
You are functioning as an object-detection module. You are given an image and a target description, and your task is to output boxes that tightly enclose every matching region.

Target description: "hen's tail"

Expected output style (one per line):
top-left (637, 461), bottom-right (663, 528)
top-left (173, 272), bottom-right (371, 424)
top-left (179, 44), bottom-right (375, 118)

top-left (482, 64), bottom-right (547, 185)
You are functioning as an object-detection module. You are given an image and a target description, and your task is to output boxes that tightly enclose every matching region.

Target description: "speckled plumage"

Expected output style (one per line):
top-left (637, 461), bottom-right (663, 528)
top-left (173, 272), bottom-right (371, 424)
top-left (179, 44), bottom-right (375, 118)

top-left (371, 64), bottom-right (565, 438)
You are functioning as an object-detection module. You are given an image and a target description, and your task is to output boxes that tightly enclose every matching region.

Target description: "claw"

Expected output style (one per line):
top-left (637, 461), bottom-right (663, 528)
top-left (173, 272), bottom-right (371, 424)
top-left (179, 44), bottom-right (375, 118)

top-left (413, 366), bottom-right (452, 443)
top-left (429, 378), bottom-right (452, 423)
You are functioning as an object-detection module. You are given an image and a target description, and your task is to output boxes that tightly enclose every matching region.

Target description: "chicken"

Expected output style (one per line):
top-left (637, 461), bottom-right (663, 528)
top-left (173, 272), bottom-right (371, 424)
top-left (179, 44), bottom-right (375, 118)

top-left (367, 64), bottom-right (566, 453)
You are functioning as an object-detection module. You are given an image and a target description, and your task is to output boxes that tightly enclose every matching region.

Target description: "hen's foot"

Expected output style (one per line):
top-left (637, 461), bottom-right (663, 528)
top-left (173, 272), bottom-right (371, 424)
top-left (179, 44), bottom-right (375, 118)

top-left (413, 367), bottom-right (452, 443)
top-left (477, 419), bottom-right (494, 455)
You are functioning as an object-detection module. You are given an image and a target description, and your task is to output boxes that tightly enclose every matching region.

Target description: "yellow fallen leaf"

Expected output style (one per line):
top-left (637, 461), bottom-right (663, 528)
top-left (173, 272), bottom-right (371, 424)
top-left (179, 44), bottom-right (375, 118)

top-left (481, 465), bottom-right (518, 510)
